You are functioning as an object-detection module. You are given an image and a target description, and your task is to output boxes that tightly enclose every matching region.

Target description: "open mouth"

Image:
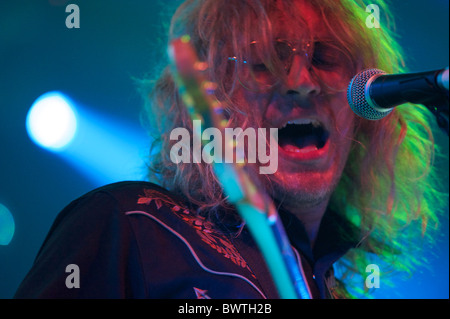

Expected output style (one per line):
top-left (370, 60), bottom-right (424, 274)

top-left (278, 119), bottom-right (330, 154)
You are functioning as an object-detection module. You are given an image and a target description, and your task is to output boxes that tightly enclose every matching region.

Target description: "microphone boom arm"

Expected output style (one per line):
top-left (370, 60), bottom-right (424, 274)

top-left (372, 68), bottom-right (449, 135)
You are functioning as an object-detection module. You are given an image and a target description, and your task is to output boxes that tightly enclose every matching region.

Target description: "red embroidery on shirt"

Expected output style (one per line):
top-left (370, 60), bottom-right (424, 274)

top-left (138, 188), bottom-right (255, 277)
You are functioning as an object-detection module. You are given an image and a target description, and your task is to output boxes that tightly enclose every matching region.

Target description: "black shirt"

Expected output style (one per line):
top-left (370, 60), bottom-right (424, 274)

top-left (14, 181), bottom-right (357, 299)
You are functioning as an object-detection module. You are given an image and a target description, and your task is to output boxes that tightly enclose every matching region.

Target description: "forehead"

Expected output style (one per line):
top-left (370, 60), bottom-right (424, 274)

top-left (271, 0), bottom-right (327, 39)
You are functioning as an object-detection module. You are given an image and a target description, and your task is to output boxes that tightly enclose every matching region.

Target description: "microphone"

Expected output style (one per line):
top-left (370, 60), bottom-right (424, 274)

top-left (347, 68), bottom-right (449, 120)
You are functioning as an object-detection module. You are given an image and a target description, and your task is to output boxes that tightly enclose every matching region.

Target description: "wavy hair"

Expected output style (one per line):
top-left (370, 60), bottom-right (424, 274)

top-left (140, 0), bottom-right (447, 298)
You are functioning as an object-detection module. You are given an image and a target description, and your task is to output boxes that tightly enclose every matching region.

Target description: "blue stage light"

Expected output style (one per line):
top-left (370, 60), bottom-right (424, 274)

top-left (25, 91), bottom-right (148, 186)
top-left (58, 107), bottom-right (149, 185)
top-left (0, 203), bottom-right (15, 245)
top-left (26, 91), bottom-right (78, 151)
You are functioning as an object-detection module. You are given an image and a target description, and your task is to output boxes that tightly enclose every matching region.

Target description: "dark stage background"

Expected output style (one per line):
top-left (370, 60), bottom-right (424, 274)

top-left (0, 0), bottom-right (448, 299)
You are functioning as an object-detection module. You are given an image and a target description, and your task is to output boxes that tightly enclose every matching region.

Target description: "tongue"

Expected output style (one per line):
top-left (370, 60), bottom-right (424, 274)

top-left (294, 134), bottom-right (320, 148)
top-left (281, 134), bottom-right (321, 153)
top-left (283, 144), bottom-right (318, 153)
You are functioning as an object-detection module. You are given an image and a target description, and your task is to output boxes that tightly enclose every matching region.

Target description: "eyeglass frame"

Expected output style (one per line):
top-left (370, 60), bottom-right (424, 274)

top-left (227, 38), bottom-right (354, 92)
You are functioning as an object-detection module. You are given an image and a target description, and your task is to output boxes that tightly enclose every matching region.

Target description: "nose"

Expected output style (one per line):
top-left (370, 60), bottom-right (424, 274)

top-left (280, 55), bottom-right (321, 99)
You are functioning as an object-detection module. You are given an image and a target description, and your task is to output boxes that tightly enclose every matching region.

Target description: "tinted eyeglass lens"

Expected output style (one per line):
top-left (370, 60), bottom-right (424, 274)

top-left (236, 39), bottom-right (354, 92)
top-left (310, 41), bottom-right (354, 91)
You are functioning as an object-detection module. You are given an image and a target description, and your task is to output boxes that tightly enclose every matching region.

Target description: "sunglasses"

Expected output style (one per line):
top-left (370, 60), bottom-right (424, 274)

top-left (228, 38), bottom-right (355, 92)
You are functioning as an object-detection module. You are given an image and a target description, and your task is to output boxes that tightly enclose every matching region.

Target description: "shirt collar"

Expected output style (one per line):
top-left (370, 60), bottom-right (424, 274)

top-left (279, 207), bottom-right (360, 267)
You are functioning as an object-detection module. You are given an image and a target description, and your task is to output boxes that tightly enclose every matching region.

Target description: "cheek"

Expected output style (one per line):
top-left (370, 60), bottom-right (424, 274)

top-left (335, 115), bottom-right (356, 171)
top-left (331, 94), bottom-right (356, 138)
top-left (230, 88), bottom-right (273, 123)
top-left (314, 69), bottom-right (353, 92)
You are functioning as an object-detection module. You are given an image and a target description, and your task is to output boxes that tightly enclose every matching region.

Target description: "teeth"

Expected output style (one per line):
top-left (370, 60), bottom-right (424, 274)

top-left (281, 119), bottom-right (322, 128)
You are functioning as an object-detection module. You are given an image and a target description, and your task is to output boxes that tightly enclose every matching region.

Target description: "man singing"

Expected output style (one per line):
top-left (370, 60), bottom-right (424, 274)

top-left (15, 0), bottom-right (446, 299)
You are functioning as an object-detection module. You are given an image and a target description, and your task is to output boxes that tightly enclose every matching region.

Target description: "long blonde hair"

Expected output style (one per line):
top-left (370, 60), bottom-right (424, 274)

top-left (141, 0), bottom-right (447, 298)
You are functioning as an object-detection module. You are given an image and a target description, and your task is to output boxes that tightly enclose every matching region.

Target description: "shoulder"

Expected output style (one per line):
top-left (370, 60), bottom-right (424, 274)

top-left (15, 181), bottom-right (195, 298)
top-left (50, 181), bottom-right (187, 225)
top-left (67, 180), bottom-right (182, 211)
top-left (60, 181), bottom-right (268, 297)
top-left (34, 181), bottom-right (190, 270)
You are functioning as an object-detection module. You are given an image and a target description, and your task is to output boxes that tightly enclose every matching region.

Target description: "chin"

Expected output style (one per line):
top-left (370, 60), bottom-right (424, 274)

top-left (263, 161), bottom-right (344, 212)
top-left (274, 175), bottom-right (334, 209)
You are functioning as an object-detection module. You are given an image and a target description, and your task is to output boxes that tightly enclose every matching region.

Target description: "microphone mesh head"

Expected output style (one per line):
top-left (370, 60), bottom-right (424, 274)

top-left (347, 68), bottom-right (392, 120)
